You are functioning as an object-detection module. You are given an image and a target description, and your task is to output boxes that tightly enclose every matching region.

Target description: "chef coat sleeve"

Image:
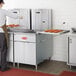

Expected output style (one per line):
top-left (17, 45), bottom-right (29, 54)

top-left (4, 10), bottom-right (20, 19)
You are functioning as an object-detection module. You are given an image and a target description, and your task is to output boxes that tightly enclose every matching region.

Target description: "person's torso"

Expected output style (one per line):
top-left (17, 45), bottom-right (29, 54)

top-left (0, 9), bottom-right (6, 33)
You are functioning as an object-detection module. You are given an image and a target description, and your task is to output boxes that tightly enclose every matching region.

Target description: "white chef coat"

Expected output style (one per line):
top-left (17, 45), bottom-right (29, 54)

top-left (0, 9), bottom-right (20, 32)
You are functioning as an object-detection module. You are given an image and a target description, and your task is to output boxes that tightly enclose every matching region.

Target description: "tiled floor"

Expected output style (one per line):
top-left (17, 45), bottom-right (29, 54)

top-left (9, 60), bottom-right (76, 75)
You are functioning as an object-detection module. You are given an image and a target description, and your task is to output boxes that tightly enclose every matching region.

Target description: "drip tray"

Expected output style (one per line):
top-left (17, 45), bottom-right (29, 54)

top-left (7, 28), bottom-right (36, 33)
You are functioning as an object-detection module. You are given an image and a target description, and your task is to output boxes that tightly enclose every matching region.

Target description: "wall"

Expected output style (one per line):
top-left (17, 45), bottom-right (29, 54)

top-left (4, 0), bottom-right (76, 62)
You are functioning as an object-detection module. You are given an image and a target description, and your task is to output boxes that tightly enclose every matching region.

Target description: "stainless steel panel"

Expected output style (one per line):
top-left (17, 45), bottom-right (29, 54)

top-left (32, 9), bottom-right (52, 31)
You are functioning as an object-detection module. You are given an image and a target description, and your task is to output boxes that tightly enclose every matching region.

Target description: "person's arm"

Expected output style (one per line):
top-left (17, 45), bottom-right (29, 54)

top-left (4, 9), bottom-right (22, 19)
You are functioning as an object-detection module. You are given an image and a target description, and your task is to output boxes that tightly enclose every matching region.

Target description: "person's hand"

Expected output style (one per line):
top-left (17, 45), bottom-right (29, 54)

top-left (20, 16), bottom-right (23, 19)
